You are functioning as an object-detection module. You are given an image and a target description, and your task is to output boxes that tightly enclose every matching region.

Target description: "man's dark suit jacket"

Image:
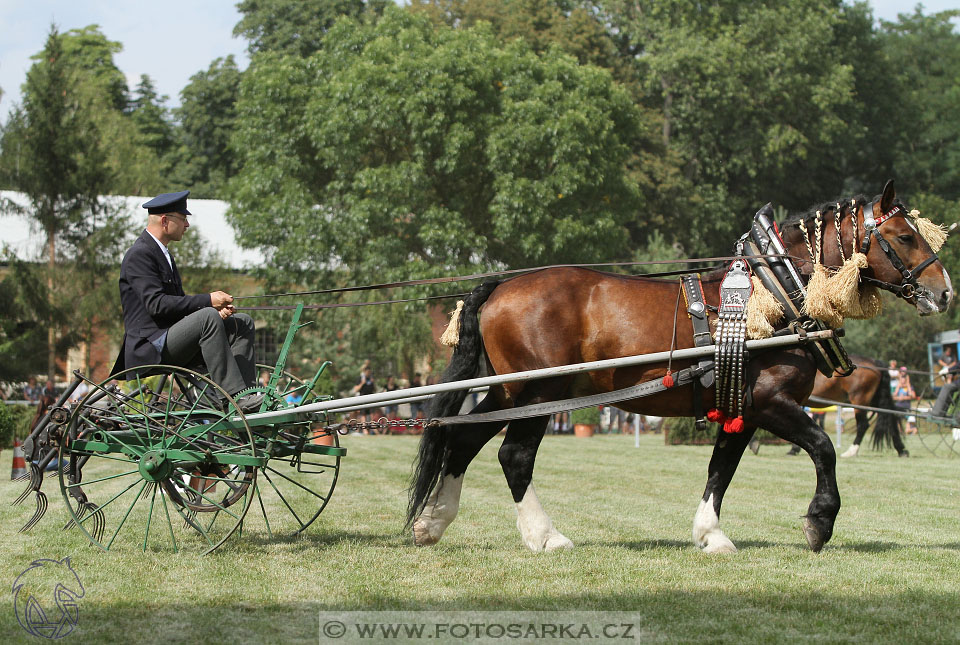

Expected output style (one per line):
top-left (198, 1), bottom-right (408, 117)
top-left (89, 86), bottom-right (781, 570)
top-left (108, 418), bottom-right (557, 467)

top-left (110, 230), bottom-right (211, 376)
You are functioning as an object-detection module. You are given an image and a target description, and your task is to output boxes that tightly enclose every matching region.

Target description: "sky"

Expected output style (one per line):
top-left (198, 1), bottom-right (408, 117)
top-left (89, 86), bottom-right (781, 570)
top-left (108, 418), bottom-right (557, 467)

top-left (0, 1), bottom-right (957, 119)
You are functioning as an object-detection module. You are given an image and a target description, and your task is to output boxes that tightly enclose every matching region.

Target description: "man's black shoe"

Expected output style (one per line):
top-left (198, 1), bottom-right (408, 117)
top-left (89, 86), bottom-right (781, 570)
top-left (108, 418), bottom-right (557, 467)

top-left (231, 391), bottom-right (265, 413)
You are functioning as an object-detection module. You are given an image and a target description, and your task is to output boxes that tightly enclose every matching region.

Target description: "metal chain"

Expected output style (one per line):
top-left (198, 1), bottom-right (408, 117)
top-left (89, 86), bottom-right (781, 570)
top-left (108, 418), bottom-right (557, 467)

top-left (329, 417), bottom-right (428, 434)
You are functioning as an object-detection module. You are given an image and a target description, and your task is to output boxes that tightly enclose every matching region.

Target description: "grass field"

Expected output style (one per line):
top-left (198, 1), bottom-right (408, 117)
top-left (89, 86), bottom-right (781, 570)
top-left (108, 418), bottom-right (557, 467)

top-left (1, 432), bottom-right (958, 644)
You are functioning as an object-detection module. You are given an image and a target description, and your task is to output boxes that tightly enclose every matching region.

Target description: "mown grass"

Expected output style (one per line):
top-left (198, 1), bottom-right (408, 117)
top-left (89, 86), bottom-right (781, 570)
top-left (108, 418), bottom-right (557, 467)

top-left (1, 433), bottom-right (958, 644)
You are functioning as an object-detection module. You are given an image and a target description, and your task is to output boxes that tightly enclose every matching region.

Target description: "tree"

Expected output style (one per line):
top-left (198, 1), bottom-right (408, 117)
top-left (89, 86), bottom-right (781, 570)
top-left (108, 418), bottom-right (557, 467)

top-left (879, 8), bottom-right (960, 200)
top-left (598, 0), bottom-right (878, 253)
top-left (229, 8), bottom-right (646, 369)
top-left (0, 26), bottom-right (121, 381)
top-left (128, 75), bottom-right (176, 163)
top-left (167, 56), bottom-right (243, 198)
top-left (234, 0), bottom-right (389, 57)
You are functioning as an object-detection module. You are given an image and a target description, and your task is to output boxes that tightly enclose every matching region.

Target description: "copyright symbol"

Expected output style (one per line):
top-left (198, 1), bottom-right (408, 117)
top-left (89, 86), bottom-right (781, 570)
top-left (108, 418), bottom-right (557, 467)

top-left (323, 620), bottom-right (347, 638)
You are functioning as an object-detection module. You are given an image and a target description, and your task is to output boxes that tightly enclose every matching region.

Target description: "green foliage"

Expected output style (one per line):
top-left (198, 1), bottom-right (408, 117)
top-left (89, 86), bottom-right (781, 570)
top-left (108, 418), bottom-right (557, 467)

top-left (0, 403), bottom-right (35, 448)
top-left (234, 0), bottom-right (390, 57)
top-left (232, 8), bottom-right (644, 279)
top-left (168, 56), bottom-right (243, 198)
top-left (570, 405), bottom-right (601, 426)
top-left (599, 0), bottom-right (876, 253)
top-left (879, 8), bottom-right (960, 199)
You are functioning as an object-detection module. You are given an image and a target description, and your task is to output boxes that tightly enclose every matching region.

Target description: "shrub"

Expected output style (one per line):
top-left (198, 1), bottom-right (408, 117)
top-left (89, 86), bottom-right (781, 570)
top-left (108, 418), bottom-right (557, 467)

top-left (664, 416), bottom-right (783, 445)
top-left (0, 403), bottom-right (36, 449)
top-left (570, 406), bottom-right (601, 426)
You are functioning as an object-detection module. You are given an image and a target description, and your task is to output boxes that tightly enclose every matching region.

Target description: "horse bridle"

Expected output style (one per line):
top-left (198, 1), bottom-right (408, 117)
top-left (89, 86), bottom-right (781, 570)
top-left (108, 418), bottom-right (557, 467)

top-left (856, 200), bottom-right (940, 301)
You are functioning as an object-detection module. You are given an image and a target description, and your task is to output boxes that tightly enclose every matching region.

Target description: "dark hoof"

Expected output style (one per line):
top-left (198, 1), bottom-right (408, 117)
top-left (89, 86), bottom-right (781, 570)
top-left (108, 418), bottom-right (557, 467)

top-left (898, 450), bottom-right (910, 458)
top-left (786, 448), bottom-right (800, 456)
top-left (801, 516), bottom-right (827, 552)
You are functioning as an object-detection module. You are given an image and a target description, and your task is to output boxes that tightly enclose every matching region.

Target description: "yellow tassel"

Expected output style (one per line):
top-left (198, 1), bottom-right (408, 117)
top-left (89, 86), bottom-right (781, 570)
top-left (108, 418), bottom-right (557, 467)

top-left (857, 284), bottom-right (883, 319)
top-left (803, 264), bottom-right (843, 328)
top-left (439, 300), bottom-right (465, 347)
top-left (746, 276), bottom-right (783, 339)
top-left (825, 252), bottom-right (868, 318)
top-left (909, 209), bottom-right (948, 253)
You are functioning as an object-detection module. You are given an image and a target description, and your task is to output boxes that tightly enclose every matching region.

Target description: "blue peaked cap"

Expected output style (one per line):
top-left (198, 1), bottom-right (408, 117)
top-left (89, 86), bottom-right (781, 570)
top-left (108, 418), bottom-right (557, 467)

top-left (142, 190), bottom-right (191, 215)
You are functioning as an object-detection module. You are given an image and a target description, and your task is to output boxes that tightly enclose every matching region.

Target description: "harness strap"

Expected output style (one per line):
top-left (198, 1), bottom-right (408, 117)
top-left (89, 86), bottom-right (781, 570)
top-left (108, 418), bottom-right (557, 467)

top-left (430, 363), bottom-right (712, 426)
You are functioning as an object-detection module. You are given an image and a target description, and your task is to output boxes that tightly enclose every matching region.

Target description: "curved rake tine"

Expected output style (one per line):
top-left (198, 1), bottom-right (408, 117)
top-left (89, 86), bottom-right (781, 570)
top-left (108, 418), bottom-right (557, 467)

top-left (63, 500), bottom-right (90, 531)
top-left (12, 464), bottom-right (42, 506)
top-left (19, 492), bottom-right (48, 533)
top-left (88, 503), bottom-right (105, 544)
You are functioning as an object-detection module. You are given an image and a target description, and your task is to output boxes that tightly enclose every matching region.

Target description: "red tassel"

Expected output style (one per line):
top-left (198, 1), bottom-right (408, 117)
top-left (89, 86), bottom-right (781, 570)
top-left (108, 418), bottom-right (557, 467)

top-left (723, 416), bottom-right (745, 433)
top-left (662, 371), bottom-right (674, 388)
top-left (706, 408), bottom-right (726, 424)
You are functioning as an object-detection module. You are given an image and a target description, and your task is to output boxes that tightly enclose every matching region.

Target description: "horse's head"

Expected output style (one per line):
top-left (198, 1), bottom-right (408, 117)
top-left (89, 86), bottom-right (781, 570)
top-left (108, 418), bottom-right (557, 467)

top-left (853, 180), bottom-right (952, 314)
top-left (787, 180), bottom-right (952, 317)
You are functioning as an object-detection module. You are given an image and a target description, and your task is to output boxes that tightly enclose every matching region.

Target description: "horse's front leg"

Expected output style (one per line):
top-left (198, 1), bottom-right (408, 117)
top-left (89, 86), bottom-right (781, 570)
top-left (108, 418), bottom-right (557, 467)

top-left (498, 416), bottom-right (573, 552)
top-left (757, 400), bottom-right (841, 552)
top-left (693, 426), bottom-right (757, 554)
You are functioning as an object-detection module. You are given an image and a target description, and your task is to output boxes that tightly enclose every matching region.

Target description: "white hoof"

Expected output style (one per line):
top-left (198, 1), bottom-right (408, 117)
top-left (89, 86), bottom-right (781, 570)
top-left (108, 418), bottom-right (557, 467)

top-left (693, 494), bottom-right (738, 554)
top-left (544, 533), bottom-right (575, 552)
top-left (840, 444), bottom-right (859, 458)
top-left (412, 474), bottom-right (464, 546)
top-left (701, 534), bottom-right (737, 554)
top-left (516, 483), bottom-right (572, 552)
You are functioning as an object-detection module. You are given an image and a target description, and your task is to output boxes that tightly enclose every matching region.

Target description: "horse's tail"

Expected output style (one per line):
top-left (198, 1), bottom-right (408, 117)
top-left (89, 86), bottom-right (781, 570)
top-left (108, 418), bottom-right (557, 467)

top-left (870, 368), bottom-right (900, 450)
top-left (405, 280), bottom-right (500, 528)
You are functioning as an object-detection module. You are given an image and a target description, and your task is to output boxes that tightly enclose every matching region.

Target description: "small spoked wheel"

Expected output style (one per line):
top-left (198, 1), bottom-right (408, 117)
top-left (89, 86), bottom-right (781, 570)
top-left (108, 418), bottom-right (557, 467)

top-left (245, 365), bottom-right (343, 537)
top-left (58, 366), bottom-right (260, 554)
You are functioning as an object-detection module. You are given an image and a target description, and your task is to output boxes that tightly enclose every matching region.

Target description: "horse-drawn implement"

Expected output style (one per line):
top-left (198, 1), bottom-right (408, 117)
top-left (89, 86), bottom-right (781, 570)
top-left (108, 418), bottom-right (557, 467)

top-left (11, 180), bottom-right (954, 555)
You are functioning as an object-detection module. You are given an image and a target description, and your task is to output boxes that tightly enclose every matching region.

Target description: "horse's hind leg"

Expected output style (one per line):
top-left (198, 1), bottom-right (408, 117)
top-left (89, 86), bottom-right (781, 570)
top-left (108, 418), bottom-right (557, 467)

top-left (840, 411), bottom-right (869, 458)
top-left (413, 394), bottom-right (507, 546)
top-left (693, 427), bottom-right (757, 554)
top-left (498, 415), bottom-right (573, 552)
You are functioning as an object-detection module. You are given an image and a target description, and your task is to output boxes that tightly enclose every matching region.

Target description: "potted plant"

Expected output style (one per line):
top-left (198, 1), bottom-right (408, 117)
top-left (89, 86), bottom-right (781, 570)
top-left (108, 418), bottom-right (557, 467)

top-left (570, 406), bottom-right (600, 437)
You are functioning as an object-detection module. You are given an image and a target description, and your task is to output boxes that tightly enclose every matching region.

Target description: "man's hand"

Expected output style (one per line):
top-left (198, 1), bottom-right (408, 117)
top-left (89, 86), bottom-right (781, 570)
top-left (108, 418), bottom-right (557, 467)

top-left (218, 304), bottom-right (236, 320)
top-left (210, 291), bottom-right (234, 309)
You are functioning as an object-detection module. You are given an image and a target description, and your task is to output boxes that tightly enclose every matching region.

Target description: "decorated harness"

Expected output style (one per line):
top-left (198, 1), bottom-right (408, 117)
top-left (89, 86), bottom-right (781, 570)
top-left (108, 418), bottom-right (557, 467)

top-left (681, 197), bottom-right (946, 434)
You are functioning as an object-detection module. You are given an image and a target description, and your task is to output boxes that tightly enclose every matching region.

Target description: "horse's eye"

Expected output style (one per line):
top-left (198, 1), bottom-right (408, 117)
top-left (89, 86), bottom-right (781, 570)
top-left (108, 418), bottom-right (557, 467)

top-left (898, 234), bottom-right (914, 244)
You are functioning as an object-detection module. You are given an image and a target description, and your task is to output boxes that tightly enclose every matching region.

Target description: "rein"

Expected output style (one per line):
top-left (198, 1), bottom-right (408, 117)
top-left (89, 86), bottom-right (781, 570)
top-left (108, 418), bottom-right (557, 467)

top-left (233, 254), bottom-right (801, 305)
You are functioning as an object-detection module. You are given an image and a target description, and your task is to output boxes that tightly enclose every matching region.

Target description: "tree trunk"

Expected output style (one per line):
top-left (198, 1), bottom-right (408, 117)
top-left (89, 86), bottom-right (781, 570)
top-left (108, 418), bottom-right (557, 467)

top-left (47, 228), bottom-right (56, 383)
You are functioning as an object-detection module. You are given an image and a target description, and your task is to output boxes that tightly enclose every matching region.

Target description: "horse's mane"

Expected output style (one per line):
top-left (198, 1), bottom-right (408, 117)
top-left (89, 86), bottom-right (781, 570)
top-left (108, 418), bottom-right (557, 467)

top-left (779, 194), bottom-right (869, 246)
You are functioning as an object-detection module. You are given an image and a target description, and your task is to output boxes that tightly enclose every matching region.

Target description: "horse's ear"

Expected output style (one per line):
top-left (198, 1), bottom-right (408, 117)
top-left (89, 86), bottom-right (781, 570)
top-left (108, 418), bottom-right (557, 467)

top-left (880, 179), bottom-right (896, 212)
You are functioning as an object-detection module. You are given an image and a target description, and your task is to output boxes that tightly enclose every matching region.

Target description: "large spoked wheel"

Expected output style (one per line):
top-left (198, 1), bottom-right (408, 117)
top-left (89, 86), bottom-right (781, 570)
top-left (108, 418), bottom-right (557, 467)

top-left (245, 365), bottom-right (343, 537)
top-left (58, 366), bottom-right (259, 554)
top-left (914, 382), bottom-right (960, 457)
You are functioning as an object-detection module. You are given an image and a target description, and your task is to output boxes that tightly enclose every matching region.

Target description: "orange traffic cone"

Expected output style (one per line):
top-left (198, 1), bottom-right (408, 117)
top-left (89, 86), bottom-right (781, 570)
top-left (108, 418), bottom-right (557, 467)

top-left (11, 438), bottom-right (27, 480)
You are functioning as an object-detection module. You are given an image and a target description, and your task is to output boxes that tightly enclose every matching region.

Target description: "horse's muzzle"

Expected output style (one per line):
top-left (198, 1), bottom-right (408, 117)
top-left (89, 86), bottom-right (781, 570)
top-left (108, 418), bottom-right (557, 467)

top-left (916, 285), bottom-right (952, 315)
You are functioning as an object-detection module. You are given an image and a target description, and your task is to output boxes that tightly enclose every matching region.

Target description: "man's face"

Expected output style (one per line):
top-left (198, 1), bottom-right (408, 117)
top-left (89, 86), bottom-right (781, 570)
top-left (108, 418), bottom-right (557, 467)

top-left (162, 212), bottom-right (190, 241)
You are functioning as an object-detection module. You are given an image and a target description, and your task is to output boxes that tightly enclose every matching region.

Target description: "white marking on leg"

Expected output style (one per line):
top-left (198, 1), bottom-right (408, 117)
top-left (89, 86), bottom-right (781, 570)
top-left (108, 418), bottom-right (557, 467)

top-left (692, 493), bottom-right (737, 554)
top-left (412, 474), bottom-right (463, 546)
top-left (840, 443), bottom-right (859, 458)
top-left (516, 483), bottom-right (573, 552)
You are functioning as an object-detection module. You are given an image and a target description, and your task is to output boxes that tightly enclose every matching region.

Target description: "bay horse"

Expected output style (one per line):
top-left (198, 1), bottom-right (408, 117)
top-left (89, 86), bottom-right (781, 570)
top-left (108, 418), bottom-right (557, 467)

top-left (797, 356), bottom-right (908, 458)
top-left (407, 181), bottom-right (952, 553)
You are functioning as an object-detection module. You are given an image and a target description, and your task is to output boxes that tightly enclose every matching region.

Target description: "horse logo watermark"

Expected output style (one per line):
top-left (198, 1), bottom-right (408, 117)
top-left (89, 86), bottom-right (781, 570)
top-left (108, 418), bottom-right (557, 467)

top-left (12, 558), bottom-right (85, 639)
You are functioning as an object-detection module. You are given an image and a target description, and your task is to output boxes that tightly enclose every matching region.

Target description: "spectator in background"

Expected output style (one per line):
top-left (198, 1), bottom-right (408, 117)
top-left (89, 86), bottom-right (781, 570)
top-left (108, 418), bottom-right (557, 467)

top-left (384, 375), bottom-right (400, 420)
top-left (887, 359), bottom-right (898, 394)
top-left (939, 347), bottom-right (957, 384)
top-left (410, 372), bottom-right (424, 419)
top-left (23, 376), bottom-right (41, 403)
top-left (894, 367), bottom-right (917, 434)
top-left (42, 380), bottom-right (56, 400)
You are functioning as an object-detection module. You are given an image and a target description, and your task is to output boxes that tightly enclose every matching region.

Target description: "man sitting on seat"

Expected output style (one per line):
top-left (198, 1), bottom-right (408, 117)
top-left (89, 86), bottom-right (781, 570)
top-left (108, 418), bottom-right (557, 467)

top-left (110, 190), bottom-right (263, 412)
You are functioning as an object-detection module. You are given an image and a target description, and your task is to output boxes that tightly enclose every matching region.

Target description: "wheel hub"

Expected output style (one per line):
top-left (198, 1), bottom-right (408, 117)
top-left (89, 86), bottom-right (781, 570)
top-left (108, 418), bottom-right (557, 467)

top-left (139, 451), bottom-right (175, 481)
